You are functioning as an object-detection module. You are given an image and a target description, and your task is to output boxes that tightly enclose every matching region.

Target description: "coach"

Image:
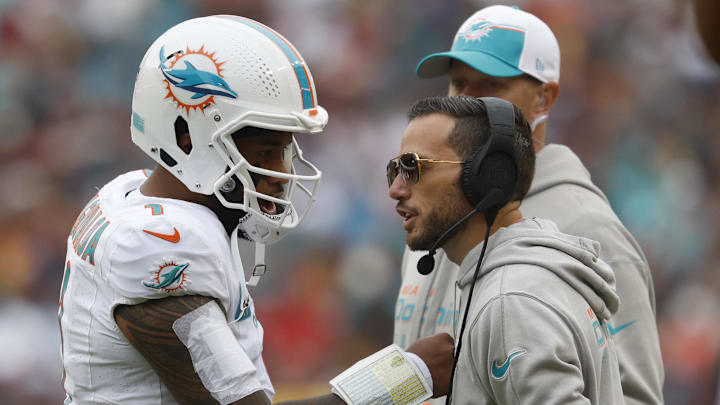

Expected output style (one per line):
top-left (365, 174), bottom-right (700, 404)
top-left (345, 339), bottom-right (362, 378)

top-left (388, 95), bottom-right (625, 403)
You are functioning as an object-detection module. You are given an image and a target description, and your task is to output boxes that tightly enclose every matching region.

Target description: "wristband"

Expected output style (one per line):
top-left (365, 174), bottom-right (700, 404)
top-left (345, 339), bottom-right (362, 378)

top-left (329, 344), bottom-right (432, 405)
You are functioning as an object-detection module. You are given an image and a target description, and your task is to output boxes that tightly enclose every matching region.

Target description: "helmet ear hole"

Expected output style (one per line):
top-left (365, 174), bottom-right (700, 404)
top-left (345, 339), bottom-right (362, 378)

top-left (174, 116), bottom-right (192, 155)
top-left (160, 149), bottom-right (178, 167)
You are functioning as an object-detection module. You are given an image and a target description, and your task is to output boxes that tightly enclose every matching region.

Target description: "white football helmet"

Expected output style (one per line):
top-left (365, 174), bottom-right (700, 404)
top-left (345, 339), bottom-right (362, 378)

top-left (131, 15), bottom-right (327, 244)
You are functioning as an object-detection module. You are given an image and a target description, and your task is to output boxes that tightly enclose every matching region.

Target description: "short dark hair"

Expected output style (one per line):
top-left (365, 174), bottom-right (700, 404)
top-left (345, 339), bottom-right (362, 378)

top-left (407, 95), bottom-right (535, 202)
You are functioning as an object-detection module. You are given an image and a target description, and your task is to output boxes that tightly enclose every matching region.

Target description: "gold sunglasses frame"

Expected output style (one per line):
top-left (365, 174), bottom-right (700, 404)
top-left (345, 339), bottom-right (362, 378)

top-left (387, 152), bottom-right (465, 187)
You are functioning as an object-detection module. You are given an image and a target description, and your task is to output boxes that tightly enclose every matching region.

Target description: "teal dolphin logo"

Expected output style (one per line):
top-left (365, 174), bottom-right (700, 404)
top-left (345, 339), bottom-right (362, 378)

top-left (608, 320), bottom-right (636, 336)
top-left (491, 349), bottom-right (527, 379)
top-left (159, 46), bottom-right (238, 100)
top-left (143, 262), bottom-right (189, 290)
top-left (459, 20), bottom-right (495, 41)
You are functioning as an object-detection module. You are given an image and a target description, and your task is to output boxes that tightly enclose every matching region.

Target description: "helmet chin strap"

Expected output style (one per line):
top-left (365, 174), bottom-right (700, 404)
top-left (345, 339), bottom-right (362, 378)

top-left (231, 226), bottom-right (267, 287)
top-left (248, 243), bottom-right (266, 286)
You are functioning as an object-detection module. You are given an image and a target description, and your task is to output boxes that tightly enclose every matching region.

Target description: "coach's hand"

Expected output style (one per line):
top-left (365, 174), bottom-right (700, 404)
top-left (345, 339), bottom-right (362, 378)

top-left (406, 333), bottom-right (455, 398)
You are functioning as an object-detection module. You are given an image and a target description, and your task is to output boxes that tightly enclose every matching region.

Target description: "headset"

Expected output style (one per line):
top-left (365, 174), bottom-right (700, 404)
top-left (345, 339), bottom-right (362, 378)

top-left (414, 96), bottom-right (519, 405)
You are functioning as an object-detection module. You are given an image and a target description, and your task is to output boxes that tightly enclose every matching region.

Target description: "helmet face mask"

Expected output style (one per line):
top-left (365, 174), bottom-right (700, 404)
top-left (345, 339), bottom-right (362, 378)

top-left (131, 16), bottom-right (327, 244)
top-left (213, 130), bottom-right (321, 244)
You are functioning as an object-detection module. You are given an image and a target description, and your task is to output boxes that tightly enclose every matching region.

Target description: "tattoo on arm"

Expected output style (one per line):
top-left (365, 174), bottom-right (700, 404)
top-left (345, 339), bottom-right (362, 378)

top-left (114, 295), bottom-right (217, 405)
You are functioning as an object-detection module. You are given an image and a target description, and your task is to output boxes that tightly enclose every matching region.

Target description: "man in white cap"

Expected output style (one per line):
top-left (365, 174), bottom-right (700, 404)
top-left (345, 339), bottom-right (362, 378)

top-left (393, 5), bottom-right (664, 405)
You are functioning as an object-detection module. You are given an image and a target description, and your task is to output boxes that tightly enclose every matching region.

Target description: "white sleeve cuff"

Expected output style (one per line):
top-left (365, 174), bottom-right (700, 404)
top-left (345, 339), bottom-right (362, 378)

top-left (404, 351), bottom-right (433, 392)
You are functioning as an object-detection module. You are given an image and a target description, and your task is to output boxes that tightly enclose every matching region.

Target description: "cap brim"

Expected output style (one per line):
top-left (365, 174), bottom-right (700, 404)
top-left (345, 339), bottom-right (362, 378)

top-left (416, 51), bottom-right (525, 78)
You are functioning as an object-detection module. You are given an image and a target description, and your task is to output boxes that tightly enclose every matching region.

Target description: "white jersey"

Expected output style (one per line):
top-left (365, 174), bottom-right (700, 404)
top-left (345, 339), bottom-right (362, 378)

top-left (59, 170), bottom-right (273, 404)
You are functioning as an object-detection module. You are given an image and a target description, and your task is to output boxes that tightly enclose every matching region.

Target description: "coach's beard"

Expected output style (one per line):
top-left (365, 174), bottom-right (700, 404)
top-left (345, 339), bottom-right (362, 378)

top-left (407, 182), bottom-right (472, 251)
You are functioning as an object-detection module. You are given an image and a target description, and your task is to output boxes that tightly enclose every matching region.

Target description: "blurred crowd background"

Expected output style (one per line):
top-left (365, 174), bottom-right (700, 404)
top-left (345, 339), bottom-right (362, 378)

top-left (1, 0), bottom-right (719, 403)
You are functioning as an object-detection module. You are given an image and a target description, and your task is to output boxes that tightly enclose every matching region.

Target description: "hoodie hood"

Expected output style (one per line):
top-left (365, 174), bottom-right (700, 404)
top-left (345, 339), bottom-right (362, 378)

top-left (527, 144), bottom-right (607, 203)
top-left (456, 217), bottom-right (620, 320)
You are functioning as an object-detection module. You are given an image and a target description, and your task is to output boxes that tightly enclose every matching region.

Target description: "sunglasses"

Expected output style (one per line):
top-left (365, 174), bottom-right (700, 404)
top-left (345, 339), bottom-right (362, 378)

top-left (386, 152), bottom-right (464, 188)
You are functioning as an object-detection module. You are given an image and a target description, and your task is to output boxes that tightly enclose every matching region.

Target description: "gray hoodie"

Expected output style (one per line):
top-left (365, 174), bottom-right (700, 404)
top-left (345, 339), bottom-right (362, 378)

top-left (450, 218), bottom-right (624, 404)
top-left (520, 145), bottom-right (663, 405)
top-left (394, 144), bottom-right (663, 405)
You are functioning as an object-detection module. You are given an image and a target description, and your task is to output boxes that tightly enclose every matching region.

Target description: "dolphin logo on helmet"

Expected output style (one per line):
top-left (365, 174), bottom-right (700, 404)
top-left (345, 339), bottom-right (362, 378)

top-left (159, 46), bottom-right (238, 100)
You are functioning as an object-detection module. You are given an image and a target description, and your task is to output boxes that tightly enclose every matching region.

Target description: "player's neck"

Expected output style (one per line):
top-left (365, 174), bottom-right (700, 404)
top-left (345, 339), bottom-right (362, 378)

top-left (443, 203), bottom-right (523, 265)
top-left (140, 165), bottom-right (206, 205)
top-left (140, 166), bottom-right (242, 236)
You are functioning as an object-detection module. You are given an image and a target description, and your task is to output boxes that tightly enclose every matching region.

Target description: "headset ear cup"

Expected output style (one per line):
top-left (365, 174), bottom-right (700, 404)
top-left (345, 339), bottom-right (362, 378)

top-left (461, 148), bottom-right (485, 206)
top-left (478, 153), bottom-right (517, 209)
top-left (461, 97), bottom-right (520, 212)
top-left (462, 150), bottom-right (517, 209)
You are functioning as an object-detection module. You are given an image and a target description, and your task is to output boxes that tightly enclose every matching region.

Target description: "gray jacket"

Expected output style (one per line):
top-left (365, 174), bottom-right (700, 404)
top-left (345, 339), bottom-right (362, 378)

top-left (394, 144), bottom-right (663, 405)
top-left (454, 218), bottom-right (623, 404)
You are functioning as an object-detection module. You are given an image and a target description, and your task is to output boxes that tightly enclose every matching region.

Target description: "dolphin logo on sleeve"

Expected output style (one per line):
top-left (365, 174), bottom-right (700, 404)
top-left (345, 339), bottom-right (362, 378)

top-left (143, 261), bottom-right (190, 291)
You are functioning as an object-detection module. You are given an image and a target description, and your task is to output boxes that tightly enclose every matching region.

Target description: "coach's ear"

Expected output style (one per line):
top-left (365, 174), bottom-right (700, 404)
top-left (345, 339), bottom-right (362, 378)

top-left (535, 81), bottom-right (559, 117)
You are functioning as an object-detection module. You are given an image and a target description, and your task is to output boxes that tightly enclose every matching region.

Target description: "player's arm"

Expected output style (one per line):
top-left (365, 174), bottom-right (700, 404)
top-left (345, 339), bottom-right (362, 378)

top-left (116, 295), bottom-right (287, 405)
top-left (114, 297), bottom-right (360, 405)
top-left (114, 295), bottom-right (225, 404)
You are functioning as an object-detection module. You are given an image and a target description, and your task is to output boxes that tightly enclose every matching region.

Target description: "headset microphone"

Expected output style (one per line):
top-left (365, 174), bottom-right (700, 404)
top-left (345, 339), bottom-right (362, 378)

top-left (416, 188), bottom-right (505, 275)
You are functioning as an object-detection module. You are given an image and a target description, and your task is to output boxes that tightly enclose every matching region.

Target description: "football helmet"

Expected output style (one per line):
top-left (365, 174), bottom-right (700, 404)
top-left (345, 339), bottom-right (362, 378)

top-left (131, 16), bottom-right (327, 244)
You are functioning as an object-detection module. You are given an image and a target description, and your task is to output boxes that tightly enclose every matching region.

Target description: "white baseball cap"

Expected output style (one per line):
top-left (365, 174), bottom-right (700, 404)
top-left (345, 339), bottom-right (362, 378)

top-left (416, 5), bottom-right (560, 83)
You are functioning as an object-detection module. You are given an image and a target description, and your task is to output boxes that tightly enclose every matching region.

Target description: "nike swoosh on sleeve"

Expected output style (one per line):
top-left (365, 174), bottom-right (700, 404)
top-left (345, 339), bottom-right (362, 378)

top-left (491, 349), bottom-right (527, 379)
top-left (143, 227), bottom-right (181, 243)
